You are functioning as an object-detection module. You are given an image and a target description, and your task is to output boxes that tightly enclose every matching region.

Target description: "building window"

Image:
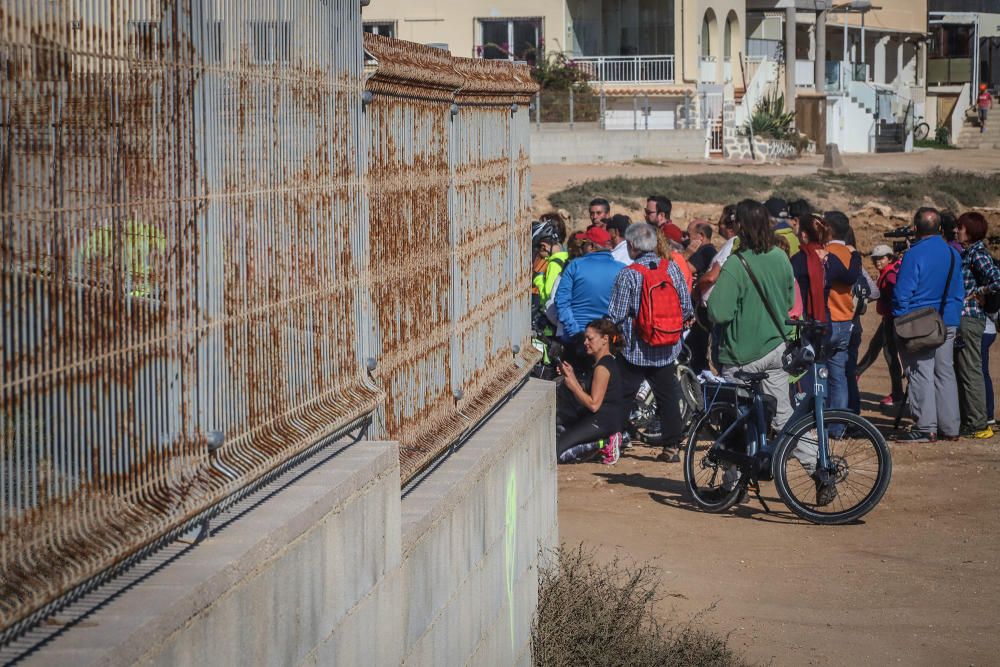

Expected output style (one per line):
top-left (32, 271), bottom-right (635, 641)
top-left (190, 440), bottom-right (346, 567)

top-left (363, 22), bottom-right (395, 38)
top-left (251, 21), bottom-right (291, 63)
top-left (477, 18), bottom-right (542, 65)
top-left (930, 25), bottom-right (972, 58)
top-left (567, 0), bottom-right (674, 57)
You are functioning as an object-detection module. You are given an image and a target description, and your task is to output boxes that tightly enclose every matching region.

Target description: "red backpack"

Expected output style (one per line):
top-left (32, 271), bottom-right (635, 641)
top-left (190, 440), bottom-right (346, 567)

top-left (628, 260), bottom-right (683, 346)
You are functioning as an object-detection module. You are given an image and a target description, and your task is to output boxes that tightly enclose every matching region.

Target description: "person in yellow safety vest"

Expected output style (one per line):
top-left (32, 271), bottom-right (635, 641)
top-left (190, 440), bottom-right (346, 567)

top-left (532, 219), bottom-right (568, 305)
top-left (81, 218), bottom-right (166, 298)
top-left (765, 197), bottom-right (800, 257)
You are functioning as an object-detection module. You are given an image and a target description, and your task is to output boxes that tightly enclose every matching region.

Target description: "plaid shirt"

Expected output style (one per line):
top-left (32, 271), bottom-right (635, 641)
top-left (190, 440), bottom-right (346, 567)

top-left (961, 241), bottom-right (1000, 320)
top-left (608, 252), bottom-right (693, 367)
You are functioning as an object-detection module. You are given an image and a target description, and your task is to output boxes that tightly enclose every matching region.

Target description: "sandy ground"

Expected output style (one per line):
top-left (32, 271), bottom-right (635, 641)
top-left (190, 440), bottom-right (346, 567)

top-left (531, 149), bottom-right (1000, 216)
top-left (543, 153), bottom-right (1000, 666)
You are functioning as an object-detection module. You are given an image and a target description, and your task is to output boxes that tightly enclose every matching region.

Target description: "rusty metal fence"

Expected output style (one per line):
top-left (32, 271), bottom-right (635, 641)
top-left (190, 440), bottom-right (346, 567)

top-left (0, 3), bottom-right (536, 639)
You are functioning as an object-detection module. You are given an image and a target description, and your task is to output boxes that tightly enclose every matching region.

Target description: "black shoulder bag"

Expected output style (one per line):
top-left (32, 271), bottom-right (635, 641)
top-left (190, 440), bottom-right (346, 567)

top-left (893, 252), bottom-right (955, 355)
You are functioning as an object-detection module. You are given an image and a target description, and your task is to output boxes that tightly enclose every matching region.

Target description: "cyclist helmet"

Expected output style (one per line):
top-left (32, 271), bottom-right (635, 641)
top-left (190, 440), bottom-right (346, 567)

top-left (532, 220), bottom-right (559, 246)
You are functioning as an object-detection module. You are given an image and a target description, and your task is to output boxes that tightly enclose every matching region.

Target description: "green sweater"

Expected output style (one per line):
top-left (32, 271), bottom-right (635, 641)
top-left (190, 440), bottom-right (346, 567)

top-left (707, 248), bottom-right (794, 366)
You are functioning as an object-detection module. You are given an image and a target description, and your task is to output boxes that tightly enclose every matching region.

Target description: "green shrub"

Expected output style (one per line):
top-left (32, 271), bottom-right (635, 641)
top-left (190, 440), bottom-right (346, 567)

top-left (742, 90), bottom-right (796, 140)
top-left (532, 545), bottom-right (752, 667)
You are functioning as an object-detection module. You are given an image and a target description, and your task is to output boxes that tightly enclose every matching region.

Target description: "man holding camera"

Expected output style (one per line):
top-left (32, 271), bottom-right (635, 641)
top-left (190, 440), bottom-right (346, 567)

top-left (892, 208), bottom-right (965, 442)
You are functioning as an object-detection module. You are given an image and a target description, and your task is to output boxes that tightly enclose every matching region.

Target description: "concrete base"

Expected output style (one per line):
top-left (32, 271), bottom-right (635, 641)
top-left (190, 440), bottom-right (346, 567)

top-left (23, 379), bottom-right (557, 667)
top-left (530, 127), bottom-right (705, 164)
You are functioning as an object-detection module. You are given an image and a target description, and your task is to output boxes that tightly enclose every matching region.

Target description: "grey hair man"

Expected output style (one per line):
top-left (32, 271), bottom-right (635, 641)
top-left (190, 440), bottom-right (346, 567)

top-left (607, 223), bottom-right (693, 462)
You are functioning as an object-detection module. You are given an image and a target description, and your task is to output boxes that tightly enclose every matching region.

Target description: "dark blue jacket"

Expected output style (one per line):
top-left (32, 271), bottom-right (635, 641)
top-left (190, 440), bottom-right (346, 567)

top-left (892, 235), bottom-right (964, 327)
top-left (555, 250), bottom-right (624, 339)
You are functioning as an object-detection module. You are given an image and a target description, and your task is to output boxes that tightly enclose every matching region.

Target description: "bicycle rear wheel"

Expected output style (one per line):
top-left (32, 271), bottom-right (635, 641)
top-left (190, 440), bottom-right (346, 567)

top-left (913, 122), bottom-right (930, 141)
top-left (773, 410), bottom-right (891, 525)
top-left (684, 402), bottom-right (745, 512)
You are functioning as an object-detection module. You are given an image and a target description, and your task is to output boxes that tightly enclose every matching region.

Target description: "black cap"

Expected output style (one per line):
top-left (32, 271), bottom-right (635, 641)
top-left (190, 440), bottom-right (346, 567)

top-left (764, 197), bottom-right (789, 220)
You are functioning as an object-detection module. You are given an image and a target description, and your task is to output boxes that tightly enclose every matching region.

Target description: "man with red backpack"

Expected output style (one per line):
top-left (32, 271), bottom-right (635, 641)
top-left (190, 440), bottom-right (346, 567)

top-left (608, 222), bottom-right (694, 462)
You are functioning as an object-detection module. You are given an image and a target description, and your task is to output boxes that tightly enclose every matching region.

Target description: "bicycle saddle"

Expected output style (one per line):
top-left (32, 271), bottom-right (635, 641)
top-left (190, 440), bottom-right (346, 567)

top-left (734, 370), bottom-right (769, 383)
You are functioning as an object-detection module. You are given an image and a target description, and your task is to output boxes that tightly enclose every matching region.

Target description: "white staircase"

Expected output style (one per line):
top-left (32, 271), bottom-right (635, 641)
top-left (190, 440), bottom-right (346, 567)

top-left (955, 108), bottom-right (1000, 149)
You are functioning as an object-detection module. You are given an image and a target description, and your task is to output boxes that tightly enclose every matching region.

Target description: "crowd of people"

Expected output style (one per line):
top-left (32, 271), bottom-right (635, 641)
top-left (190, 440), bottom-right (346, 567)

top-left (532, 195), bottom-right (1000, 467)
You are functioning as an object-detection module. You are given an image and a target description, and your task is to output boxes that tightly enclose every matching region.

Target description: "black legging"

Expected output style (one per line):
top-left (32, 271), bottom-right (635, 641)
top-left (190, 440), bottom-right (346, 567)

top-left (857, 318), bottom-right (904, 399)
top-left (556, 382), bottom-right (617, 457)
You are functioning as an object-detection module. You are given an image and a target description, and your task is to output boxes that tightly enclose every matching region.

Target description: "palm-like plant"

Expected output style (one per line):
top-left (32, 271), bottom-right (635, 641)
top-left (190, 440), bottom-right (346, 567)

top-left (743, 90), bottom-right (796, 140)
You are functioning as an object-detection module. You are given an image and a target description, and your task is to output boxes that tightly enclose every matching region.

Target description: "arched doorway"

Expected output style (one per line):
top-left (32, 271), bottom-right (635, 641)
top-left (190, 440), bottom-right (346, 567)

top-left (701, 9), bottom-right (718, 83)
top-left (724, 11), bottom-right (740, 82)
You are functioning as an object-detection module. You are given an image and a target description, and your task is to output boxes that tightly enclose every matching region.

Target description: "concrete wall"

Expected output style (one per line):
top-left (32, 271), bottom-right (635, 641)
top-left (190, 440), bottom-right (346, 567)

top-left (531, 127), bottom-right (706, 164)
top-left (24, 379), bottom-right (557, 667)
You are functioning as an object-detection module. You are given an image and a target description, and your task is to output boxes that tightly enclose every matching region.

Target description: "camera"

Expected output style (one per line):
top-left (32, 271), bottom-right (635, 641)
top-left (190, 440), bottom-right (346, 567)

top-left (883, 225), bottom-right (914, 254)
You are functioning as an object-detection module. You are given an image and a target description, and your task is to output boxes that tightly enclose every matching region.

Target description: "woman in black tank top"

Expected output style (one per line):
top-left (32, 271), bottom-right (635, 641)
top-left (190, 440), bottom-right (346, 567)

top-left (556, 319), bottom-right (628, 463)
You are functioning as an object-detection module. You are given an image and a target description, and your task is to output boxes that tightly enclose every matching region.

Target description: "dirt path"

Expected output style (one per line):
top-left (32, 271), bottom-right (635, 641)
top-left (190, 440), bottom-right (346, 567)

top-left (557, 317), bottom-right (1000, 666)
top-left (544, 155), bottom-right (1000, 665)
top-left (531, 149), bottom-right (1000, 215)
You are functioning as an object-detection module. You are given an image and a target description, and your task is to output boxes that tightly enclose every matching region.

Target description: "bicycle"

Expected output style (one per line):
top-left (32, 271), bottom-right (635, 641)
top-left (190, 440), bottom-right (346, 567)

top-left (912, 115), bottom-right (930, 142)
top-left (683, 319), bottom-right (892, 525)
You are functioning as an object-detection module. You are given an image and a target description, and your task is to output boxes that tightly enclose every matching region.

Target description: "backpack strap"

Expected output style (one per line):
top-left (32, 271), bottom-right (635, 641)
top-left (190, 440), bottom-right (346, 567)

top-left (548, 256), bottom-right (567, 271)
top-left (938, 251), bottom-right (956, 316)
top-left (735, 253), bottom-right (789, 343)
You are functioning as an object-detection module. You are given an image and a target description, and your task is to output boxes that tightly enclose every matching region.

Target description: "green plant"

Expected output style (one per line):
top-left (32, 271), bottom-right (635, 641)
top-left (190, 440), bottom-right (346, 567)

top-left (742, 90), bottom-right (796, 140)
top-left (531, 51), bottom-right (592, 91)
top-left (532, 545), bottom-right (751, 667)
top-left (934, 124), bottom-right (950, 145)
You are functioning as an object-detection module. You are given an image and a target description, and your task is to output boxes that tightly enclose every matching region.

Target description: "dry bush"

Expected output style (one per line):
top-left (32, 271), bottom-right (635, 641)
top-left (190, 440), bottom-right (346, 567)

top-left (532, 544), bottom-right (752, 667)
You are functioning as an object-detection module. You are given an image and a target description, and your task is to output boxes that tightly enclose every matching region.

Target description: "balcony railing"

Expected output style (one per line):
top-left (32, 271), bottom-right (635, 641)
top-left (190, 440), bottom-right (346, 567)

top-left (927, 57), bottom-right (972, 86)
top-left (699, 55), bottom-right (717, 83)
top-left (571, 55), bottom-right (675, 84)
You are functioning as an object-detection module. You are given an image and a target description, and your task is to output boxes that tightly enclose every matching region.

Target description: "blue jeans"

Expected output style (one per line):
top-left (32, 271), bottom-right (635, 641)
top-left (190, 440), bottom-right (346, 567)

top-left (825, 321), bottom-right (854, 412)
top-left (983, 331), bottom-right (997, 421)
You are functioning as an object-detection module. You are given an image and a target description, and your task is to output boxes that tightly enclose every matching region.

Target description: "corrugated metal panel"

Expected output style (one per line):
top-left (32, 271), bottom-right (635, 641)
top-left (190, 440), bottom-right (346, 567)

top-left (0, 0), bottom-right (378, 638)
top-left (0, 8), bottom-right (537, 638)
top-left (363, 38), bottom-right (538, 481)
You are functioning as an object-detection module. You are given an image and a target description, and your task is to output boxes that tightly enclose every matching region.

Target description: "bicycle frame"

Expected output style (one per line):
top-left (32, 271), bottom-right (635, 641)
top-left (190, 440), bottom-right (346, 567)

top-left (774, 360), bottom-right (831, 472)
top-left (703, 358), bottom-right (832, 479)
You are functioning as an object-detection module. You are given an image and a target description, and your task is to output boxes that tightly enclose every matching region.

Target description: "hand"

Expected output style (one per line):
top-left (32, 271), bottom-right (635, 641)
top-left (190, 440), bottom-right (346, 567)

top-left (559, 361), bottom-right (577, 384)
top-left (687, 238), bottom-right (703, 253)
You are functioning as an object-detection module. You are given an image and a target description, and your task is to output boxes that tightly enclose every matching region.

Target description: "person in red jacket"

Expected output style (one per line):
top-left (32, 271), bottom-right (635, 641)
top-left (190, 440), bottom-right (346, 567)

top-left (857, 245), bottom-right (904, 406)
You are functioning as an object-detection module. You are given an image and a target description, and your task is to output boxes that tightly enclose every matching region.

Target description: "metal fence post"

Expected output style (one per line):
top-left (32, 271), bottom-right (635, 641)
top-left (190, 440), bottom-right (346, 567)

top-left (569, 87), bottom-right (574, 129)
top-left (535, 91), bottom-right (541, 129)
top-left (633, 94), bottom-right (638, 131)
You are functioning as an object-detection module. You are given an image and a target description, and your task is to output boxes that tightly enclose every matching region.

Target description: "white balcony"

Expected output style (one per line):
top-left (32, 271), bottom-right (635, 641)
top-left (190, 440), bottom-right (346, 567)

top-left (699, 55), bottom-right (717, 83)
top-left (723, 57), bottom-right (732, 83)
top-left (795, 59), bottom-right (815, 88)
top-left (571, 55), bottom-right (675, 84)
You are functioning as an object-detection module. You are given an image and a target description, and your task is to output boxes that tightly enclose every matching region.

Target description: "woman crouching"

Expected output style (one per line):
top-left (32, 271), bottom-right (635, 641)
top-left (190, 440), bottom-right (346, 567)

top-left (556, 318), bottom-right (628, 464)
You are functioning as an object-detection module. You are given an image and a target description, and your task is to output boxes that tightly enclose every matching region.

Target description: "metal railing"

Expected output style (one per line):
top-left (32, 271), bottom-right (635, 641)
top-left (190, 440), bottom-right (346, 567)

top-left (699, 55), bottom-right (718, 83)
top-left (0, 2), bottom-right (537, 640)
top-left (571, 55), bottom-right (675, 84)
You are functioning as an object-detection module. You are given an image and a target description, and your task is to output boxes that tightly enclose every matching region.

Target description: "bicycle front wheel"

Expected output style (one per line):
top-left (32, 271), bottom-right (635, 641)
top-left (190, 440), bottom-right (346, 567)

top-left (773, 410), bottom-right (891, 525)
top-left (684, 402), bottom-right (745, 513)
top-left (913, 122), bottom-right (930, 141)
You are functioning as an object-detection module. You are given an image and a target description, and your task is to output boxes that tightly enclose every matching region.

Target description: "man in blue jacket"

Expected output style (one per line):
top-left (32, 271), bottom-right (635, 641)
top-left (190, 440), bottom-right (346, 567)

top-left (555, 230), bottom-right (624, 372)
top-left (892, 208), bottom-right (965, 442)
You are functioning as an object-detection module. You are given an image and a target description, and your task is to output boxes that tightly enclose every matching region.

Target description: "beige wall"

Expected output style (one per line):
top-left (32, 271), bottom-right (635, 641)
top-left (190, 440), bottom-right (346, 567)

top-left (363, 0), bottom-right (744, 86)
top-left (678, 0), bottom-right (746, 82)
top-left (825, 0), bottom-right (927, 35)
top-left (363, 0), bottom-right (566, 58)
